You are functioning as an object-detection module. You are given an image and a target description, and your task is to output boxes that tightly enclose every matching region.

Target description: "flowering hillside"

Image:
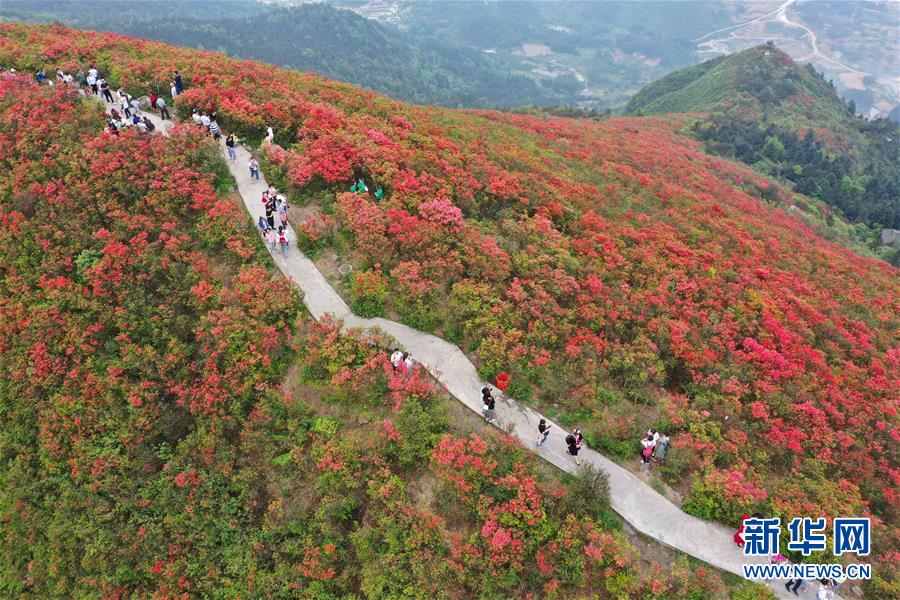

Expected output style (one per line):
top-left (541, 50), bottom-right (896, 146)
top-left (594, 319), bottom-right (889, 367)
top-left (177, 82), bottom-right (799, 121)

top-left (0, 22), bottom-right (897, 560)
top-left (0, 73), bottom-right (788, 598)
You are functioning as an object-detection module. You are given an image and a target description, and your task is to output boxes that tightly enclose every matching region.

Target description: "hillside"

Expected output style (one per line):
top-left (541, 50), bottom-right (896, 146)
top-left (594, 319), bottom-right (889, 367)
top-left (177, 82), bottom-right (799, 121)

top-left (1, 0), bottom-right (568, 108)
top-left (0, 54), bottom-right (775, 600)
top-left (0, 22), bottom-right (898, 593)
top-left (625, 45), bottom-right (900, 230)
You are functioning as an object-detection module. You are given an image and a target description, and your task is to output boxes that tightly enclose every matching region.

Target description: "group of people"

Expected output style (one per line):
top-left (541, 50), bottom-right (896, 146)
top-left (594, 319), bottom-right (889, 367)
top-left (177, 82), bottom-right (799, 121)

top-left (389, 349), bottom-right (415, 374)
top-left (349, 178), bottom-right (384, 201)
top-left (257, 185), bottom-right (290, 257)
top-left (191, 110), bottom-right (222, 139)
top-left (640, 428), bottom-right (669, 465)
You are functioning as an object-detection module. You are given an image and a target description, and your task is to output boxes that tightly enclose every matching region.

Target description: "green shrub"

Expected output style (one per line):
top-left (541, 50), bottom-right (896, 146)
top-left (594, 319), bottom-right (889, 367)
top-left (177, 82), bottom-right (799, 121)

top-left (350, 266), bottom-right (388, 318)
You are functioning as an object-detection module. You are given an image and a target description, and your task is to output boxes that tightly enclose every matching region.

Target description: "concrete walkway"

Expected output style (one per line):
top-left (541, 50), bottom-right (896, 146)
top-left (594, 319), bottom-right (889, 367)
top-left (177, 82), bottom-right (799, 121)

top-left (130, 104), bottom-right (824, 600)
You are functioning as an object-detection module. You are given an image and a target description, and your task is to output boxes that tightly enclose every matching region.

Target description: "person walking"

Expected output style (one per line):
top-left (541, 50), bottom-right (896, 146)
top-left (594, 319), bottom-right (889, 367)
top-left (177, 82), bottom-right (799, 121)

top-left (87, 65), bottom-right (99, 95)
top-left (174, 70), bottom-right (184, 95)
top-left (390, 348), bottom-right (403, 372)
top-left (573, 428), bottom-right (584, 448)
top-left (481, 387), bottom-right (496, 423)
top-left (130, 96), bottom-right (141, 117)
top-left (225, 133), bottom-right (237, 161)
top-left (170, 81), bottom-right (178, 99)
top-left (640, 434), bottom-right (655, 465)
top-left (277, 226), bottom-right (289, 257)
top-left (785, 578), bottom-right (803, 596)
top-left (654, 433), bottom-right (670, 462)
top-left (155, 96), bottom-right (170, 120)
top-left (200, 112), bottom-right (211, 129)
top-left (119, 90), bottom-right (131, 118)
top-left (537, 419), bottom-right (550, 446)
top-left (265, 227), bottom-right (277, 252)
top-left (248, 158), bottom-right (260, 180)
top-left (566, 432), bottom-right (581, 466)
top-left (277, 195), bottom-right (288, 226)
top-left (402, 352), bottom-right (414, 373)
top-left (208, 119), bottom-right (221, 139)
top-left (265, 201), bottom-right (276, 230)
top-left (99, 79), bottom-right (113, 102)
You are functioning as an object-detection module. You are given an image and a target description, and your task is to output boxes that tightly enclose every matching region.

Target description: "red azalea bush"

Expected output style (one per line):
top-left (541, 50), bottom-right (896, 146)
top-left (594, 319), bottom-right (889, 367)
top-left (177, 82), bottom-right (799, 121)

top-left (1, 23), bottom-right (896, 547)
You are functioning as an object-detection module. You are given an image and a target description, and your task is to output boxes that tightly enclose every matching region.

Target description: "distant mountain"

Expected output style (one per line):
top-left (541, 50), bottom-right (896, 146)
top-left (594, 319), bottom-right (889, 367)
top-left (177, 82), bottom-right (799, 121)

top-left (625, 45), bottom-right (900, 229)
top-left (1, 1), bottom-right (569, 107)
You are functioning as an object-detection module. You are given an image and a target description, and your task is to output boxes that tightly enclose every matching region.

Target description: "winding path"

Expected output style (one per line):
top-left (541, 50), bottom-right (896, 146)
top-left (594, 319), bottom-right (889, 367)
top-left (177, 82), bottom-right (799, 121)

top-left (132, 105), bottom-right (826, 599)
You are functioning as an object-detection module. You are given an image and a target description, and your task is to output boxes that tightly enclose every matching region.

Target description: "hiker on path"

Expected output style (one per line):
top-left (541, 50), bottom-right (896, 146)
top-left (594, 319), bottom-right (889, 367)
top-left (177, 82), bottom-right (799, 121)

top-left (76, 69), bottom-right (86, 91)
top-left (640, 434), bottom-right (655, 465)
top-left (653, 433), bottom-right (670, 461)
top-left (390, 348), bottom-right (403, 372)
top-left (277, 226), bottom-right (289, 257)
top-left (265, 201), bottom-right (276, 230)
top-left (573, 428), bottom-right (584, 448)
top-left (170, 81), bottom-right (178, 99)
top-left (226, 133), bottom-right (238, 161)
top-left (785, 578), bottom-right (804, 596)
top-left (277, 195), bottom-right (288, 226)
top-left (257, 215), bottom-right (269, 234)
top-left (174, 70), bottom-right (184, 95)
top-left (130, 96), bottom-right (141, 117)
top-left (537, 419), bottom-right (550, 446)
top-left (209, 119), bottom-right (221, 139)
top-left (566, 432), bottom-right (581, 466)
top-left (482, 387), bottom-right (496, 423)
top-left (734, 513), bottom-right (750, 548)
top-left (118, 90), bottom-right (131, 118)
top-left (100, 79), bottom-right (114, 103)
top-left (248, 158), bottom-right (260, 180)
top-left (87, 65), bottom-right (98, 95)
top-left (155, 96), bottom-right (170, 120)
top-left (265, 227), bottom-right (277, 251)
top-left (142, 116), bottom-right (155, 133)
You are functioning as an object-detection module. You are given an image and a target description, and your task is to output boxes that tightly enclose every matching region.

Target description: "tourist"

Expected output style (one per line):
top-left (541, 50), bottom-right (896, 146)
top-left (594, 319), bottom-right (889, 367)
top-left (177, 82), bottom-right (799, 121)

top-left (481, 387), bottom-right (496, 422)
top-left (257, 215), bottom-right (269, 234)
top-left (265, 126), bottom-right (274, 144)
top-left (248, 158), bottom-right (260, 180)
top-left (816, 581), bottom-right (834, 600)
top-left (208, 118), bottom-right (220, 139)
top-left (149, 93), bottom-right (158, 111)
top-left (390, 348), bottom-right (403, 372)
top-left (265, 201), bottom-right (276, 230)
top-left (136, 118), bottom-right (148, 134)
top-left (277, 195), bottom-right (288, 225)
top-left (36, 69), bottom-right (46, 85)
top-left (170, 80), bottom-right (178, 99)
top-left (640, 434), bottom-right (655, 465)
top-left (130, 96), bottom-right (142, 117)
top-left (191, 110), bottom-right (201, 125)
top-left (277, 226), bottom-right (289, 257)
top-left (174, 70), bottom-right (184, 95)
top-left (357, 178), bottom-right (368, 193)
top-left (537, 418), bottom-right (550, 447)
top-left (375, 185), bottom-right (384, 200)
top-left (119, 90), bottom-right (131, 118)
top-left (142, 116), bottom-right (155, 133)
top-left (55, 68), bottom-right (65, 84)
top-left (734, 513), bottom-right (750, 548)
top-left (99, 79), bottom-right (114, 103)
top-left (265, 226), bottom-right (277, 251)
top-left (76, 69), bottom-right (86, 91)
top-left (573, 428), bottom-right (584, 448)
top-left (154, 95), bottom-right (169, 120)
top-left (63, 72), bottom-right (74, 86)
top-left (403, 352), bottom-right (414, 372)
top-left (87, 65), bottom-right (98, 95)
top-left (200, 112), bottom-right (211, 129)
top-left (654, 433), bottom-right (670, 462)
top-left (785, 578), bottom-right (804, 596)
top-left (225, 133), bottom-right (237, 161)
top-left (566, 432), bottom-right (581, 466)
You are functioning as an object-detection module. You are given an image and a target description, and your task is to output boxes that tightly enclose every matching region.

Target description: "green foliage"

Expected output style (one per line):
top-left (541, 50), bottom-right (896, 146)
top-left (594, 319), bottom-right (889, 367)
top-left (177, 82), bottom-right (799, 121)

top-left (350, 267), bottom-right (388, 318)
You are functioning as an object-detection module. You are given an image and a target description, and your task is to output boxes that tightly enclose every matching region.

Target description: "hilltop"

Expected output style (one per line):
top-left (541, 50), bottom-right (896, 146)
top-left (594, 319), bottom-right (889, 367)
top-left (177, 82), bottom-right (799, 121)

top-left (0, 22), bottom-right (898, 596)
top-left (625, 45), bottom-right (900, 230)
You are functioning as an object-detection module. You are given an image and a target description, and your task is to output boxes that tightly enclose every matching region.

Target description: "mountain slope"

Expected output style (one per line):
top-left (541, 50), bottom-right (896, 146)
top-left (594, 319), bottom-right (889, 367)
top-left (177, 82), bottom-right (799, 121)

top-left (1, 22), bottom-right (897, 572)
top-left (625, 45), bottom-right (900, 229)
